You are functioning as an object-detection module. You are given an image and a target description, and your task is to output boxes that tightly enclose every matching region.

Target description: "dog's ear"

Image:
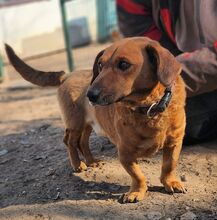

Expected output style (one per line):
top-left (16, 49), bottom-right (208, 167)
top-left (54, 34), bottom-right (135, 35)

top-left (91, 50), bottom-right (105, 84)
top-left (145, 43), bottom-right (181, 87)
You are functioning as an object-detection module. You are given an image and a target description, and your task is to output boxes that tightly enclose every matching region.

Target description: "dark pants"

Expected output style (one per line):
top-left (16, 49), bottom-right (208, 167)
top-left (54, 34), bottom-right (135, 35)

top-left (184, 89), bottom-right (217, 145)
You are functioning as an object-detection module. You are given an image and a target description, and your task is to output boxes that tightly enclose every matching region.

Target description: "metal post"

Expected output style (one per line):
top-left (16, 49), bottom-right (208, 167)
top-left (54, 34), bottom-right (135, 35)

top-left (96, 0), bottom-right (109, 43)
top-left (60, 0), bottom-right (74, 71)
top-left (0, 54), bottom-right (3, 82)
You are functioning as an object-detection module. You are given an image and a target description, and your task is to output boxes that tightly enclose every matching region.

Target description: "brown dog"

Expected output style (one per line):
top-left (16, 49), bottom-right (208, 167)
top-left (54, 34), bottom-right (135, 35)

top-left (5, 37), bottom-right (186, 203)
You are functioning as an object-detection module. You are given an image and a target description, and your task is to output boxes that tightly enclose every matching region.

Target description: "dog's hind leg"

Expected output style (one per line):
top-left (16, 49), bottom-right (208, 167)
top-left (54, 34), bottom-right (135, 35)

top-left (63, 128), bottom-right (87, 172)
top-left (58, 84), bottom-right (88, 172)
top-left (79, 124), bottom-right (101, 167)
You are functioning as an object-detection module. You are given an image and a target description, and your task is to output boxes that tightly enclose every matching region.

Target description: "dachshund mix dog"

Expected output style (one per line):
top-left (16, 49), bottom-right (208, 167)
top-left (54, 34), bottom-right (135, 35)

top-left (5, 37), bottom-right (186, 203)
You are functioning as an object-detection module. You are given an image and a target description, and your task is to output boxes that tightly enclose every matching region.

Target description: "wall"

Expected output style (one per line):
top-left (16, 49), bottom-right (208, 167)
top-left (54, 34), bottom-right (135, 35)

top-left (0, 0), bottom-right (97, 59)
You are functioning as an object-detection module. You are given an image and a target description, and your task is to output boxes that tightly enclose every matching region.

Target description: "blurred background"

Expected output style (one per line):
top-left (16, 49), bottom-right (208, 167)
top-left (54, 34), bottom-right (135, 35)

top-left (0, 0), bottom-right (119, 83)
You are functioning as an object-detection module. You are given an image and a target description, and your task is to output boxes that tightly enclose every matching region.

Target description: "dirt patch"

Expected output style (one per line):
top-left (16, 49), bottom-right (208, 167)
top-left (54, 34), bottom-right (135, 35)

top-left (0, 83), bottom-right (217, 219)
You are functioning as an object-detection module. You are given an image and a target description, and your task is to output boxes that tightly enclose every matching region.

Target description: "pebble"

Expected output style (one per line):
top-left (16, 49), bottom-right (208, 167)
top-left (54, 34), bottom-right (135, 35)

top-left (109, 185), bottom-right (121, 191)
top-left (88, 182), bottom-right (96, 187)
top-left (46, 169), bottom-right (55, 176)
top-left (38, 124), bottom-right (51, 131)
top-left (34, 155), bottom-right (47, 160)
top-left (180, 211), bottom-right (197, 220)
top-left (30, 129), bottom-right (35, 133)
top-left (0, 149), bottom-right (8, 156)
top-left (147, 211), bottom-right (162, 220)
top-left (0, 158), bottom-right (10, 165)
top-left (53, 191), bottom-right (60, 200)
top-left (22, 191), bottom-right (26, 195)
top-left (195, 171), bottom-right (200, 176)
top-left (180, 174), bottom-right (187, 182)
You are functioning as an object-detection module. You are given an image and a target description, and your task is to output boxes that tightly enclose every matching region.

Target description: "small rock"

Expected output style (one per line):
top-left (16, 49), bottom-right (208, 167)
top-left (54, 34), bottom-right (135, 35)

top-left (180, 211), bottom-right (197, 220)
top-left (185, 206), bottom-right (190, 210)
top-left (0, 149), bottom-right (8, 156)
top-left (0, 158), bottom-right (10, 164)
top-left (34, 156), bottom-right (43, 160)
top-left (141, 159), bottom-right (151, 164)
top-left (30, 129), bottom-right (35, 133)
top-left (22, 191), bottom-right (26, 195)
top-left (20, 140), bottom-right (33, 147)
top-left (34, 155), bottom-right (47, 160)
top-left (88, 182), bottom-right (96, 187)
top-left (195, 171), bottom-right (200, 176)
top-left (180, 174), bottom-right (187, 182)
top-left (53, 191), bottom-right (60, 200)
top-left (109, 185), bottom-right (121, 191)
top-left (38, 124), bottom-right (51, 131)
top-left (147, 211), bottom-right (162, 220)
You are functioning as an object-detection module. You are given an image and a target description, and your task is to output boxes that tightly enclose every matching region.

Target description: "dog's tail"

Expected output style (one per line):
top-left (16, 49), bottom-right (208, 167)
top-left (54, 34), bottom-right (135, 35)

top-left (5, 44), bottom-right (67, 87)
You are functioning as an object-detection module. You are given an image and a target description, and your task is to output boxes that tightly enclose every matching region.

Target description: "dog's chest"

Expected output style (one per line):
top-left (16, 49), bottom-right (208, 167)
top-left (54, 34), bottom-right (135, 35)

top-left (116, 111), bottom-right (167, 153)
top-left (85, 104), bottom-right (106, 137)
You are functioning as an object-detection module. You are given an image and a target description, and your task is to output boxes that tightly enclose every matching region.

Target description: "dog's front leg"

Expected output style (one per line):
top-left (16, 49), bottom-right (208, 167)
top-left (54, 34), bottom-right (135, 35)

top-left (118, 148), bottom-right (147, 203)
top-left (160, 142), bottom-right (186, 193)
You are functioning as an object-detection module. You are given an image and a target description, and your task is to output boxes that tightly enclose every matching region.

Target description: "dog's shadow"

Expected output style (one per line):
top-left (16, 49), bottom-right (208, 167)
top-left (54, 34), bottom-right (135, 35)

top-left (67, 169), bottom-right (170, 203)
top-left (83, 183), bottom-right (170, 202)
top-left (65, 170), bottom-right (129, 201)
top-left (148, 185), bottom-right (170, 194)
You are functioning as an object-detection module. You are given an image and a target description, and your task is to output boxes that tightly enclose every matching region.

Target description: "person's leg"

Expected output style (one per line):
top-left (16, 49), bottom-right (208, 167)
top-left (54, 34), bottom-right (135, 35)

top-left (184, 89), bottom-right (217, 145)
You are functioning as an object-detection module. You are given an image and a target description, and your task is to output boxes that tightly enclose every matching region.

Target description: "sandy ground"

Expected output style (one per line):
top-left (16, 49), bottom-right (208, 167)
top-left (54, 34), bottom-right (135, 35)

top-left (0, 44), bottom-right (217, 220)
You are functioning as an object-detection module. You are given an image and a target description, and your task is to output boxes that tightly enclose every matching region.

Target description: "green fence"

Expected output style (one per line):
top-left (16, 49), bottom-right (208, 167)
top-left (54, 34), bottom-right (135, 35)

top-left (60, 0), bottom-right (74, 72)
top-left (60, 0), bottom-right (117, 71)
top-left (0, 54), bottom-right (3, 82)
top-left (96, 0), bottom-right (117, 42)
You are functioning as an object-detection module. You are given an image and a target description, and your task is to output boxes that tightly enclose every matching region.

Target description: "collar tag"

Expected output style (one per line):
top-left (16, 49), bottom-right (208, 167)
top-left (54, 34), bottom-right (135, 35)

top-left (154, 87), bottom-right (172, 113)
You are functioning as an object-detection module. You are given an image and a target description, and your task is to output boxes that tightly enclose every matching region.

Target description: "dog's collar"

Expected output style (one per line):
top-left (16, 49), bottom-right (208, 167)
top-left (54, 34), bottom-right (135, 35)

top-left (132, 87), bottom-right (172, 118)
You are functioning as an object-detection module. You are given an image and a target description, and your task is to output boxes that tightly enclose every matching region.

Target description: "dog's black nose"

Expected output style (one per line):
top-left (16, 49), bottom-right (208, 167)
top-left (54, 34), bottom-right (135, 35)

top-left (87, 88), bottom-right (101, 103)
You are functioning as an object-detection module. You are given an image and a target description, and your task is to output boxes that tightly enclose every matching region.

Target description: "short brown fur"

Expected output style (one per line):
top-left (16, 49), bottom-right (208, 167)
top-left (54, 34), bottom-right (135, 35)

top-left (5, 37), bottom-right (186, 203)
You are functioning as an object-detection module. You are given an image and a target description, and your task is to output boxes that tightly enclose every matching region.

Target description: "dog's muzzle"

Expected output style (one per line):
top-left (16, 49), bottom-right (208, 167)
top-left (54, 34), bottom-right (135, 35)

top-left (87, 88), bottom-right (102, 103)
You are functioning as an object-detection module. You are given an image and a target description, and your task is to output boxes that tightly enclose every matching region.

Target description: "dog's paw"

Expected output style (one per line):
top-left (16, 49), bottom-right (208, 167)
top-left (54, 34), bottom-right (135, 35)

top-left (120, 191), bottom-right (145, 203)
top-left (74, 161), bottom-right (87, 172)
top-left (163, 180), bottom-right (187, 193)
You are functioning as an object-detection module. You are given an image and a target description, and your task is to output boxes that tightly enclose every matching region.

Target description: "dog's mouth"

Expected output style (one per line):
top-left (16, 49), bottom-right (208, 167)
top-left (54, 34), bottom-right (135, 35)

top-left (88, 101), bottom-right (110, 106)
top-left (88, 94), bottom-right (125, 106)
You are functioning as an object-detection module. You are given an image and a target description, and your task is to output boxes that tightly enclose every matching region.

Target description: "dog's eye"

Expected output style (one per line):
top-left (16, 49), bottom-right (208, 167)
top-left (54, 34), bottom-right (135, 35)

top-left (117, 60), bottom-right (131, 71)
top-left (98, 62), bottom-right (103, 72)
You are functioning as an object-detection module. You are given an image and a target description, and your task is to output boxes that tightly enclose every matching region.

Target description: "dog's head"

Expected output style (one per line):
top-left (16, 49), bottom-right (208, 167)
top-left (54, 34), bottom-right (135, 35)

top-left (87, 37), bottom-right (181, 106)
